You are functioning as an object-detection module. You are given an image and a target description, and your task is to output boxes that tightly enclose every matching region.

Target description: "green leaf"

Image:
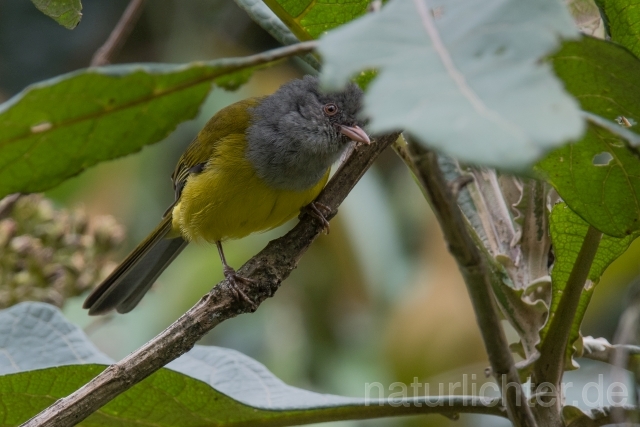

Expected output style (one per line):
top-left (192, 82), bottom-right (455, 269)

top-left (31, 0), bottom-right (82, 30)
top-left (539, 203), bottom-right (636, 365)
top-left (541, 37), bottom-right (640, 236)
top-left (1, 365), bottom-right (312, 427)
top-left (262, 0), bottom-right (369, 40)
top-left (536, 122), bottom-right (640, 237)
top-left (318, 0), bottom-right (584, 171)
top-left (552, 36), bottom-right (640, 138)
top-left (0, 303), bottom-right (505, 426)
top-left (595, 0), bottom-right (640, 56)
top-left (0, 46), bottom-right (306, 199)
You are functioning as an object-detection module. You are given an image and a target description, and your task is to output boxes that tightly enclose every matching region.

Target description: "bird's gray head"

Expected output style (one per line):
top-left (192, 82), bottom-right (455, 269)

top-left (246, 75), bottom-right (369, 191)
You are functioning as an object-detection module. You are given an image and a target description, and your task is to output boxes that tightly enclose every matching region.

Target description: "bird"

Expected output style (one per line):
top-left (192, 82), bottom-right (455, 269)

top-left (83, 75), bottom-right (370, 315)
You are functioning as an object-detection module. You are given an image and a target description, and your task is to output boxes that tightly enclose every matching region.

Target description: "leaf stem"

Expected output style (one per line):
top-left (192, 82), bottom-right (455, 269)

top-left (401, 139), bottom-right (538, 427)
top-left (533, 224), bottom-right (602, 424)
top-left (278, 396), bottom-right (508, 424)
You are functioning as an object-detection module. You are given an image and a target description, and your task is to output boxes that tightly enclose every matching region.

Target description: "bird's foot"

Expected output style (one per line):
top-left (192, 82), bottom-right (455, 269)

top-left (223, 266), bottom-right (258, 311)
top-left (301, 201), bottom-right (332, 234)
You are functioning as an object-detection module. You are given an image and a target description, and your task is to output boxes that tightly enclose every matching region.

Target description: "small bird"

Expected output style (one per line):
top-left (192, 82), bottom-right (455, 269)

top-left (83, 76), bottom-right (370, 315)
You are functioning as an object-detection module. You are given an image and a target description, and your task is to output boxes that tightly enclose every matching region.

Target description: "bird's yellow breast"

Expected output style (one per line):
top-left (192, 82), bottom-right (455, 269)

top-left (171, 133), bottom-right (329, 243)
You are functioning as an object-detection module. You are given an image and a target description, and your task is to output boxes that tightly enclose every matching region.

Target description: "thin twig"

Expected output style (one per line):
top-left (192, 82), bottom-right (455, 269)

top-left (403, 139), bottom-right (538, 427)
top-left (90, 0), bottom-right (146, 67)
top-left (19, 132), bottom-right (399, 427)
top-left (533, 225), bottom-right (602, 425)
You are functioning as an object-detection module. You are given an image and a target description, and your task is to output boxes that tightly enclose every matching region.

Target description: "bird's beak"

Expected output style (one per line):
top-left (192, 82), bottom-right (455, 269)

top-left (339, 125), bottom-right (371, 145)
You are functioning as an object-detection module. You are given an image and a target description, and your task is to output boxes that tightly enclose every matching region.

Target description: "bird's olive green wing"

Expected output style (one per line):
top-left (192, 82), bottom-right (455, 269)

top-left (170, 97), bottom-right (264, 202)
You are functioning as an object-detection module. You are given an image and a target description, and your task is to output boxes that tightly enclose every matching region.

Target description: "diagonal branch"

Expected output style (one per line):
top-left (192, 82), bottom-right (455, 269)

top-left (20, 132), bottom-right (399, 427)
top-left (399, 138), bottom-right (538, 427)
top-left (533, 225), bottom-right (601, 425)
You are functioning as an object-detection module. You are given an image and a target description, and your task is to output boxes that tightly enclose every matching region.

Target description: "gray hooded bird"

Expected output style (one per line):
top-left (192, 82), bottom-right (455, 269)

top-left (83, 76), bottom-right (370, 315)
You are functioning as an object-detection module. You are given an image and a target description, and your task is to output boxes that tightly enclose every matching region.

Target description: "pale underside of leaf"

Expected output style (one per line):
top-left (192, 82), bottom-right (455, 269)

top-left (319, 0), bottom-right (584, 170)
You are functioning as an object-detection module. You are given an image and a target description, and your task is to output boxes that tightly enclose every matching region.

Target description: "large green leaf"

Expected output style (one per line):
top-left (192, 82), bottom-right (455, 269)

top-left (0, 303), bottom-right (505, 426)
top-left (318, 0), bottom-right (584, 171)
top-left (262, 0), bottom-right (369, 40)
top-left (31, 0), bottom-right (82, 30)
top-left (536, 123), bottom-right (640, 237)
top-left (552, 36), bottom-right (640, 137)
top-left (595, 0), bottom-right (640, 56)
top-left (0, 46), bottom-right (306, 199)
top-left (538, 203), bottom-right (636, 366)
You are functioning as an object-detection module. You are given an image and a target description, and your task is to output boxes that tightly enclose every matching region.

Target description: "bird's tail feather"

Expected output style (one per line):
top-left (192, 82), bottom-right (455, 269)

top-left (83, 216), bottom-right (188, 315)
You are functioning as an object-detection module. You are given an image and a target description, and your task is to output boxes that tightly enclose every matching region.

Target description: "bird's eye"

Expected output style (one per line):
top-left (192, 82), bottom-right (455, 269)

top-left (323, 103), bottom-right (338, 116)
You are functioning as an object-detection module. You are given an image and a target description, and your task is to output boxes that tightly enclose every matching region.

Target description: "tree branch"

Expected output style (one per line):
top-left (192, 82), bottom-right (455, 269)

top-left (401, 139), bottom-right (538, 427)
top-left (534, 226), bottom-right (602, 372)
top-left (20, 132), bottom-right (399, 427)
top-left (91, 0), bottom-right (147, 67)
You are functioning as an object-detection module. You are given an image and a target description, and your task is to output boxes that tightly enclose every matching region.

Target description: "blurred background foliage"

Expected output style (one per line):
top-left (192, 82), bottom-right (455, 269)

top-left (1, 0), bottom-right (639, 426)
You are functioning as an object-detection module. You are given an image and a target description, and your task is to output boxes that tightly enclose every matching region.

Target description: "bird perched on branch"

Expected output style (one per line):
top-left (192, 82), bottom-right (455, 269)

top-left (83, 75), bottom-right (370, 315)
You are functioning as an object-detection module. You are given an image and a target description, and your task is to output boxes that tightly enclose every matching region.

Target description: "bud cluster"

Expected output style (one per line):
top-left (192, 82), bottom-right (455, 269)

top-left (0, 194), bottom-right (124, 308)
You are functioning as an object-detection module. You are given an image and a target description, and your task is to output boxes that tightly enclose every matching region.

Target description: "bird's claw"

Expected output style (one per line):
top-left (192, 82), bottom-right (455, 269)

top-left (302, 202), bottom-right (332, 234)
top-left (223, 266), bottom-right (258, 311)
